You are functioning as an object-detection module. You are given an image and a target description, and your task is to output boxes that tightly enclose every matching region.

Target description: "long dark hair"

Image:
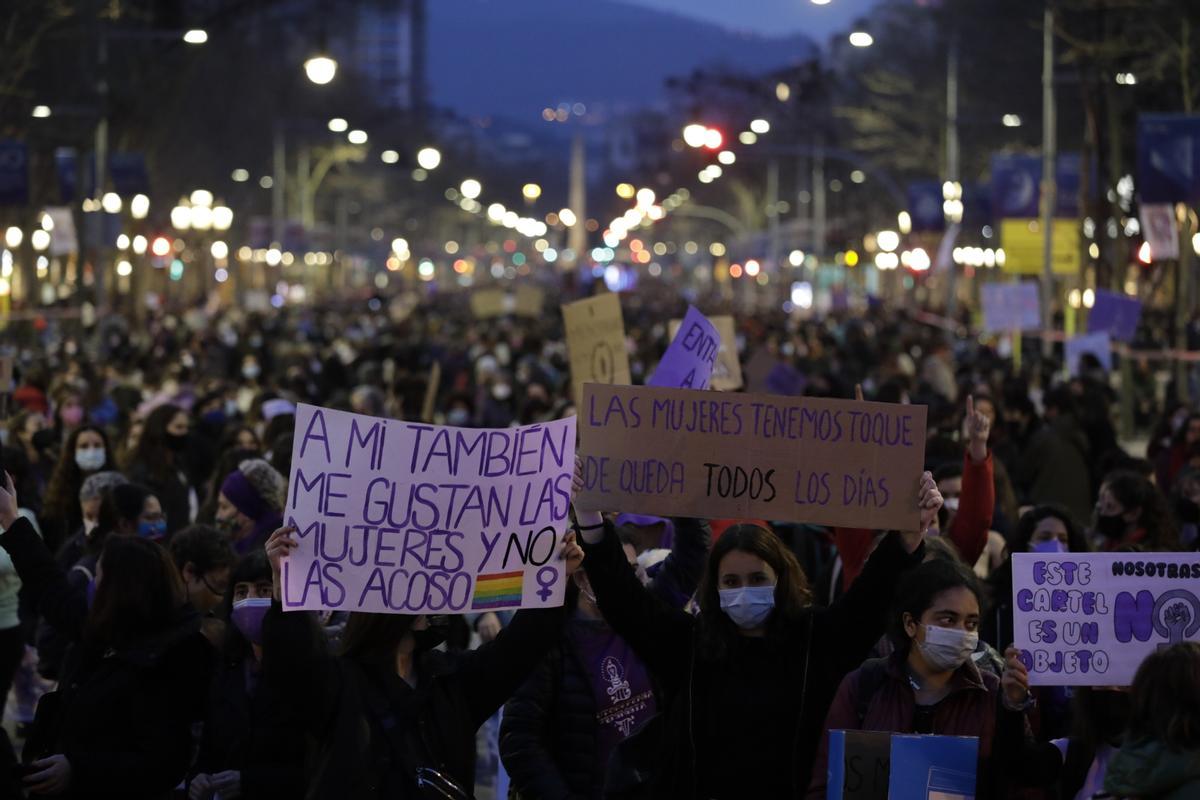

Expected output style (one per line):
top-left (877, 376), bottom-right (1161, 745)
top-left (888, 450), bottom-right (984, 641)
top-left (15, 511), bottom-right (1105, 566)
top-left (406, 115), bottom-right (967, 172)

top-left (219, 550), bottom-right (272, 663)
top-left (128, 403), bottom-right (184, 469)
top-left (1128, 642), bottom-right (1200, 749)
top-left (340, 613), bottom-right (419, 667)
top-left (87, 536), bottom-right (186, 648)
top-left (42, 425), bottom-right (115, 521)
top-left (1010, 504), bottom-right (1090, 554)
top-left (697, 524), bottom-right (811, 659)
top-left (1103, 470), bottom-right (1179, 550)
top-left (91, 483), bottom-right (155, 556)
top-left (888, 559), bottom-right (982, 655)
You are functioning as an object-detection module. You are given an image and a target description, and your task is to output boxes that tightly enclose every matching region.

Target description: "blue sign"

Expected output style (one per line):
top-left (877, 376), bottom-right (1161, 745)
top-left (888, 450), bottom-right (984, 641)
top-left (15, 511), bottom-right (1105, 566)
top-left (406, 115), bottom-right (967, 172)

top-left (1137, 114), bottom-right (1200, 204)
top-left (108, 152), bottom-right (150, 196)
top-left (55, 148), bottom-right (78, 203)
top-left (1088, 290), bottom-right (1142, 343)
top-left (1065, 332), bottom-right (1113, 376)
top-left (906, 181), bottom-right (945, 232)
top-left (990, 153), bottom-right (1082, 218)
top-left (888, 735), bottom-right (978, 800)
top-left (981, 282), bottom-right (1041, 333)
top-left (648, 305), bottom-right (720, 390)
top-left (0, 141), bottom-right (29, 206)
top-left (827, 730), bottom-right (890, 800)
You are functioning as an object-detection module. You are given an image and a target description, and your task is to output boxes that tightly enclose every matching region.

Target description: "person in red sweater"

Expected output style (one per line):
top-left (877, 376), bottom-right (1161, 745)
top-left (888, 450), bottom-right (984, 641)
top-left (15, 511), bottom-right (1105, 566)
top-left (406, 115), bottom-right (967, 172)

top-left (835, 394), bottom-right (993, 593)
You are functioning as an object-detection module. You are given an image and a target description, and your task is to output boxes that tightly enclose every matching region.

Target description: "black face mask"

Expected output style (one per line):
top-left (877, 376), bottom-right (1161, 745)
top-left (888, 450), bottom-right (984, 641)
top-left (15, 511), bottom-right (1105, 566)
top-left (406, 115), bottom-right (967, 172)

top-left (1176, 497), bottom-right (1200, 525)
top-left (164, 432), bottom-right (189, 452)
top-left (31, 428), bottom-right (56, 452)
top-left (1095, 512), bottom-right (1128, 540)
top-left (412, 616), bottom-right (452, 652)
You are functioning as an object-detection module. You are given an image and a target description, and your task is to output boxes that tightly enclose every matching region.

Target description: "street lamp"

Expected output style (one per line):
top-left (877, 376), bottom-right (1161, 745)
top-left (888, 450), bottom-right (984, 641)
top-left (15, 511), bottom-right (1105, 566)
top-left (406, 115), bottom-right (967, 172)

top-left (460, 179), bottom-right (482, 200)
top-left (849, 31), bottom-right (874, 47)
top-left (130, 194), bottom-right (150, 220)
top-left (304, 54), bottom-right (338, 85)
top-left (183, 29), bottom-right (208, 44)
top-left (31, 106), bottom-right (51, 119)
top-left (212, 204), bottom-right (233, 231)
top-left (171, 199), bottom-right (192, 231)
top-left (522, 183), bottom-right (542, 201)
top-left (416, 147), bottom-right (442, 170)
top-left (101, 192), bottom-right (122, 214)
top-left (328, 118), bottom-right (348, 133)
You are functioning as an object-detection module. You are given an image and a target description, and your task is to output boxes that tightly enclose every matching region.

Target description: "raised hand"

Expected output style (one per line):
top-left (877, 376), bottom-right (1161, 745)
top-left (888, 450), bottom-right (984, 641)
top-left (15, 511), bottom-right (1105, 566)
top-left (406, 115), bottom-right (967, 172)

top-left (265, 525), bottom-right (299, 601)
top-left (963, 395), bottom-right (990, 462)
top-left (572, 455), bottom-right (604, 530)
top-left (559, 530), bottom-right (585, 576)
top-left (900, 471), bottom-right (943, 554)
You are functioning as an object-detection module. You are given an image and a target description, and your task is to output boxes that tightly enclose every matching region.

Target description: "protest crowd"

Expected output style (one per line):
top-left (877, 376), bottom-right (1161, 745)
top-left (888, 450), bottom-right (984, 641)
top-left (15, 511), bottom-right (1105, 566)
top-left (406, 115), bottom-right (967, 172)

top-left (0, 279), bottom-right (1198, 800)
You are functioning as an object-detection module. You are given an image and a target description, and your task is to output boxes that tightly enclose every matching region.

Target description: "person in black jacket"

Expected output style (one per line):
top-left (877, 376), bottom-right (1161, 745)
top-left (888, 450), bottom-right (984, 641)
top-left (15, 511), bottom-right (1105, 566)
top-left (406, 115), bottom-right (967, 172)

top-left (189, 550), bottom-right (307, 800)
top-left (263, 523), bottom-right (585, 799)
top-left (123, 404), bottom-right (196, 537)
top-left (0, 471), bottom-right (212, 798)
top-left (500, 517), bottom-right (710, 800)
top-left (568, 458), bottom-right (942, 799)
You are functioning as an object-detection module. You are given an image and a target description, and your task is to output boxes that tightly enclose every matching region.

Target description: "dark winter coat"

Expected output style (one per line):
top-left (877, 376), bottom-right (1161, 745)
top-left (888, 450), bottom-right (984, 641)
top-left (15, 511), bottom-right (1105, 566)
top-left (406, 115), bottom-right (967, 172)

top-left (266, 600), bottom-right (566, 800)
top-left (577, 520), bottom-right (924, 799)
top-left (1, 516), bottom-right (213, 799)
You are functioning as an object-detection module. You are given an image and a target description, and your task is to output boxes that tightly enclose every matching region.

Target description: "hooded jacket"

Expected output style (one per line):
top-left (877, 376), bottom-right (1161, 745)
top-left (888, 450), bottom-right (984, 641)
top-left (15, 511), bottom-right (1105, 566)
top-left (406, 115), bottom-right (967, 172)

top-left (1104, 739), bottom-right (1200, 800)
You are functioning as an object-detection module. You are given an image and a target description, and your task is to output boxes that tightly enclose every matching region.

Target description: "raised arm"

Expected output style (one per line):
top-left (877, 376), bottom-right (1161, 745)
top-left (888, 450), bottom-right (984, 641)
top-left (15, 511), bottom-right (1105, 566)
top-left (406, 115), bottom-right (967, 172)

top-left (648, 516), bottom-right (711, 606)
top-left (949, 396), bottom-right (995, 565)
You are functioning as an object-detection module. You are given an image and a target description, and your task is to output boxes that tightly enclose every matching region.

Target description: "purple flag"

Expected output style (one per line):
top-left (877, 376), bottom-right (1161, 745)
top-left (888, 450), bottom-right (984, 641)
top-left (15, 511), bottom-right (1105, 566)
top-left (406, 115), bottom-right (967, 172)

top-left (648, 305), bottom-right (720, 390)
top-left (1087, 290), bottom-right (1142, 343)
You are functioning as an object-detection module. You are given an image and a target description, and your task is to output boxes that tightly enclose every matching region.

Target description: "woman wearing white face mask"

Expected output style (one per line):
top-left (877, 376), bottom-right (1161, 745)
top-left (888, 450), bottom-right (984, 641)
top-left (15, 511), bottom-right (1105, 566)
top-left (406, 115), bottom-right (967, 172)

top-left (39, 426), bottom-right (116, 553)
top-left (569, 457), bottom-right (942, 799)
top-left (808, 559), bottom-right (1037, 800)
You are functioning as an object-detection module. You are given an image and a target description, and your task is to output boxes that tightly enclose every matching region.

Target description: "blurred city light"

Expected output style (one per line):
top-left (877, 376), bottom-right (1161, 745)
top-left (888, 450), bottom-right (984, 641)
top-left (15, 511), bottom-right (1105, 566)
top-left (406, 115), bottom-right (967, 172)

top-left (328, 118), bottom-right (348, 132)
top-left (130, 193), bottom-right (150, 219)
top-left (1002, 114), bottom-right (1022, 127)
top-left (183, 29), bottom-right (208, 44)
top-left (31, 105), bottom-right (51, 118)
top-left (460, 179), bottom-right (482, 199)
top-left (849, 31), bottom-right (874, 47)
top-left (416, 147), bottom-right (442, 170)
top-left (304, 54), bottom-right (338, 85)
top-left (750, 119), bottom-right (770, 135)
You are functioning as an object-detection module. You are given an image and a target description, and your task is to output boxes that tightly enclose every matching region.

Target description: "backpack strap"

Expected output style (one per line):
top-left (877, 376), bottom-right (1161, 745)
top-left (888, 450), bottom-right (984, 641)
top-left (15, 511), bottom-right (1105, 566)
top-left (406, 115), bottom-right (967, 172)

top-left (853, 658), bottom-right (890, 726)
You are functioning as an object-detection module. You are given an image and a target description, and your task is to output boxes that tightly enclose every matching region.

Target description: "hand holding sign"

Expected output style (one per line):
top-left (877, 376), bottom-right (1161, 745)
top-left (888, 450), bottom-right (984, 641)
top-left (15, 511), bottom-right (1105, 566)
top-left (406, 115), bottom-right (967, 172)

top-left (559, 531), bottom-right (585, 576)
top-left (267, 525), bottom-right (300, 601)
top-left (1001, 645), bottom-right (1032, 710)
top-left (903, 472), bottom-right (943, 553)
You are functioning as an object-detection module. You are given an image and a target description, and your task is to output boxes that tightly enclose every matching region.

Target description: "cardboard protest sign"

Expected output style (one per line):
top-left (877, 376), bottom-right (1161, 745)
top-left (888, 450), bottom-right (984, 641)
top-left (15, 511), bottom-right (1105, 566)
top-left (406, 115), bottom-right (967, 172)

top-left (562, 294), bottom-right (631, 406)
top-left (827, 730), bottom-right (891, 800)
top-left (1139, 203), bottom-right (1179, 260)
top-left (577, 384), bottom-right (927, 530)
top-left (1087, 290), bottom-right (1142, 343)
top-left (1012, 552), bottom-right (1200, 686)
top-left (0, 355), bottom-right (12, 392)
top-left (1064, 332), bottom-right (1112, 376)
top-left (471, 288), bottom-right (507, 319)
top-left (649, 306), bottom-right (720, 390)
top-left (514, 285), bottom-right (545, 317)
top-left (283, 404), bottom-right (576, 614)
top-left (668, 315), bottom-right (743, 391)
top-left (888, 735), bottom-right (979, 800)
top-left (980, 282), bottom-right (1041, 333)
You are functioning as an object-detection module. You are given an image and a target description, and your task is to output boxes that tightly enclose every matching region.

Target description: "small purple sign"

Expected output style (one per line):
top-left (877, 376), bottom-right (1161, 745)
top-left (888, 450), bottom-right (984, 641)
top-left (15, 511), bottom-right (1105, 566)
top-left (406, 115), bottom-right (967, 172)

top-left (648, 305), bottom-right (720, 390)
top-left (1065, 332), bottom-right (1112, 376)
top-left (981, 282), bottom-right (1041, 333)
top-left (1087, 290), bottom-right (1142, 343)
top-left (766, 363), bottom-right (806, 397)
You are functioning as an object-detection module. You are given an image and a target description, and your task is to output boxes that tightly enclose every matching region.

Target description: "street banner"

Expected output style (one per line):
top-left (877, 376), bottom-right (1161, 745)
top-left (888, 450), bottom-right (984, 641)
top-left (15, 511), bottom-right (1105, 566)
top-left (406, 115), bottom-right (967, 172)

top-left (888, 735), bottom-right (979, 800)
top-left (562, 294), bottom-right (631, 406)
top-left (1087, 290), bottom-right (1142, 343)
top-left (577, 384), bottom-right (927, 530)
top-left (827, 730), bottom-right (891, 800)
top-left (108, 152), bottom-right (150, 196)
top-left (649, 305), bottom-right (720, 390)
top-left (906, 181), bottom-right (945, 233)
top-left (1012, 552), bottom-right (1200, 686)
top-left (826, 732), bottom-right (978, 800)
top-left (991, 153), bottom-right (1083, 218)
top-left (0, 141), bottom-right (29, 206)
top-left (980, 282), bottom-right (1041, 333)
top-left (514, 285), bottom-right (545, 317)
top-left (55, 148), bottom-right (77, 204)
top-left (471, 288), bottom-right (507, 319)
top-left (45, 207), bottom-right (78, 256)
top-left (668, 314), bottom-right (743, 391)
top-left (999, 219), bottom-right (1079, 275)
top-left (1065, 332), bottom-right (1112, 376)
top-left (283, 404), bottom-right (576, 614)
top-left (1139, 203), bottom-right (1179, 260)
top-left (1137, 114), bottom-right (1200, 204)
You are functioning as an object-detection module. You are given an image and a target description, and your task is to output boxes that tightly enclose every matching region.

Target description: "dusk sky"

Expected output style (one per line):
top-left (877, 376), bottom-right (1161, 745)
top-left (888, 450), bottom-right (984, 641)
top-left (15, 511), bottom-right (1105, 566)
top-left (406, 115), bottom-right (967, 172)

top-left (624, 0), bottom-right (882, 40)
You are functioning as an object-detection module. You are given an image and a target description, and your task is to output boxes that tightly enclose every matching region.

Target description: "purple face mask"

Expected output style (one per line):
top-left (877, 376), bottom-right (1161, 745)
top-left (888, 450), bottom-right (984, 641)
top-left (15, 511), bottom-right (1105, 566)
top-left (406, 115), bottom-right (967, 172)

top-left (231, 597), bottom-right (272, 644)
top-left (1031, 539), bottom-right (1068, 554)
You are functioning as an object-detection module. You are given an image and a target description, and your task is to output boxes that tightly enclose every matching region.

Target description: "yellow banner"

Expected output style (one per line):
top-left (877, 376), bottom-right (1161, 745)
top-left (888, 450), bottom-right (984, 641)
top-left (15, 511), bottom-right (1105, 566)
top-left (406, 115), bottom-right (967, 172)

top-left (1000, 218), bottom-right (1080, 275)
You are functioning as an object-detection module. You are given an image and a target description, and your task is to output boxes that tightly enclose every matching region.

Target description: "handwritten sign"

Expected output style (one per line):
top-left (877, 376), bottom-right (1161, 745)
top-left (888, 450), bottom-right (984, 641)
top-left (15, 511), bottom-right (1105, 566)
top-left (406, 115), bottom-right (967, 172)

top-left (577, 384), bottom-right (927, 530)
top-left (282, 404), bottom-right (576, 614)
top-left (1012, 552), bottom-right (1200, 686)
top-left (514, 285), bottom-right (545, 318)
top-left (981, 282), bottom-right (1041, 333)
top-left (471, 288), bottom-right (507, 319)
top-left (1064, 332), bottom-right (1112, 376)
top-left (563, 294), bottom-right (631, 406)
top-left (668, 315), bottom-right (743, 391)
top-left (828, 730), bottom-right (890, 800)
top-left (649, 306), bottom-right (720, 390)
top-left (1088, 290), bottom-right (1142, 343)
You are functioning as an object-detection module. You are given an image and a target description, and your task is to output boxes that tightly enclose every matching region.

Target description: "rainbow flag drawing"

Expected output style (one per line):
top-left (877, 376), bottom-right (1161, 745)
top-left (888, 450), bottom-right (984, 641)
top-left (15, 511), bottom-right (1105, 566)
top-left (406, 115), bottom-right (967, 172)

top-left (472, 571), bottom-right (525, 609)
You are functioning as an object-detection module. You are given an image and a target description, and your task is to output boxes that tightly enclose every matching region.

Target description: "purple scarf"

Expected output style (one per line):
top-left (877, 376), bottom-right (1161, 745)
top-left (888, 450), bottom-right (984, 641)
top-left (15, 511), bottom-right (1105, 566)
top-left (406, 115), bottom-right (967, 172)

top-left (221, 469), bottom-right (282, 554)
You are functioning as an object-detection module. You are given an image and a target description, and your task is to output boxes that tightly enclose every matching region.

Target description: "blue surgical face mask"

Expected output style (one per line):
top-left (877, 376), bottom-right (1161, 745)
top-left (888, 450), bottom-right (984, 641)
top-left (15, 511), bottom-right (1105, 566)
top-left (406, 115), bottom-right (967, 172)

top-left (1031, 538), bottom-right (1068, 554)
top-left (138, 519), bottom-right (167, 540)
top-left (718, 585), bottom-right (776, 630)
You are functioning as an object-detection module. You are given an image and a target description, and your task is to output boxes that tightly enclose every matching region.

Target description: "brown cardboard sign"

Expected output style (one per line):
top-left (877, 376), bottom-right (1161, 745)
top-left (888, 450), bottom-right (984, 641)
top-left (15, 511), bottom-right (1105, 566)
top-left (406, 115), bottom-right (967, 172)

top-left (0, 356), bottom-right (11, 392)
top-left (668, 315), bottom-right (742, 391)
top-left (562, 294), bottom-right (631, 406)
top-left (470, 288), bottom-right (507, 319)
top-left (514, 285), bottom-right (545, 317)
top-left (577, 383), bottom-right (927, 530)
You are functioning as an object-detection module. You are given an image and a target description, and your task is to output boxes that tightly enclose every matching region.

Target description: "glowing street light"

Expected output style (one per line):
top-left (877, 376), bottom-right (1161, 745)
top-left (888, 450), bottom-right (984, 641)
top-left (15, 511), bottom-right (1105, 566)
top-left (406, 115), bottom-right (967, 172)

top-left (304, 54), bottom-right (338, 85)
top-left (682, 124), bottom-right (708, 148)
top-left (212, 204), bottom-right (233, 231)
top-left (31, 105), bottom-right (51, 119)
top-left (416, 147), bottom-right (442, 170)
top-left (101, 192), bottom-right (122, 214)
top-left (183, 29), bottom-right (208, 44)
top-left (328, 118), bottom-right (348, 133)
top-left (750, 119), bottom-right (771, 135)
top-left (190, 189), bottom-right (213, 208)
top-left (849, 31), bottom-right (874, 47)
top-left (522, 183), bottom-right (542, 201)
top-left (130, 194), bottom-right (150, 220)
top-left (347, 129), bottom-right (368, 145)
top-left (460, 179), bottom-right (482, 200)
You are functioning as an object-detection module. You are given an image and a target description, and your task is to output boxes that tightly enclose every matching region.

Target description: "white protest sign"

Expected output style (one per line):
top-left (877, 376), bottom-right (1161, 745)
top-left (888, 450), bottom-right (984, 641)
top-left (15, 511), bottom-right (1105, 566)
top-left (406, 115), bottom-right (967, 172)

top-left (1013, 552), bottom-right (1200, 686)
top-left (283, 404), bottom-right (576, 614)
